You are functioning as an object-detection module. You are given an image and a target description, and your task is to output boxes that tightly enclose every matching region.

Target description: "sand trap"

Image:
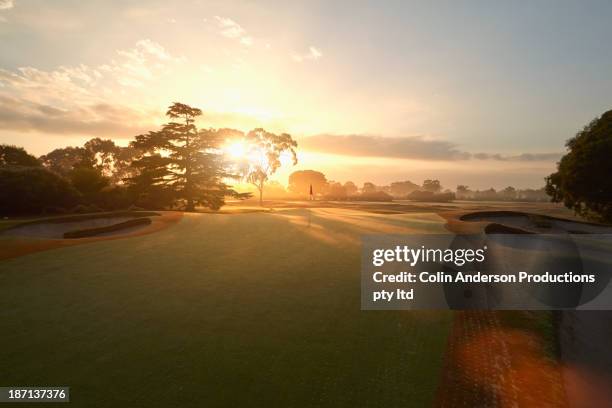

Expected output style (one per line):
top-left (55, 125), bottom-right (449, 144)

top-left (461, 211), bottom-right (612, 234)
top-left (1, 217), bottom-right (140, 239)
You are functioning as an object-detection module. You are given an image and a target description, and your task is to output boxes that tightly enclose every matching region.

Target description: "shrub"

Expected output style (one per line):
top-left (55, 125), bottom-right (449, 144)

top-left (91, 186), bottom-right (134, 211)
top-left (0, 166), bottom-right (81, 216)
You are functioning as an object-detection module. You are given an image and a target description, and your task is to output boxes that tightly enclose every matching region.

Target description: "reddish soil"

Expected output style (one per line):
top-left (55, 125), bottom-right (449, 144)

top-left (435, 311), bottom-right (568, 407)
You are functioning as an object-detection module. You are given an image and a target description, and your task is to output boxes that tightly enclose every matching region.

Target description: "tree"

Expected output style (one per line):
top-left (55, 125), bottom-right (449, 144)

top-left (390, 180), bottom-right (419, 197)
top-left (500, 186), bottom-right (517, 200)
top-left (343, 181), bottom-right (358, 196)
top-left (326, 182), bottom-right (347, 199)
top-left (0, 145), bottom-right (40, 167)
top-left (129, 102), bottom-right (243, 211)
top-left (456, 185), bottom-right (471, 199)
top-left (40, 139), bottom-right (138, 183)
top-left (422, 179), bottom-right (442, 193)
top-left (69, 166), bottom-right (110, 196)
top-left (0, 166), bottom-right (80, 215)
top-left (288, 170), bottom-right (327, 197)
top-left (39, 146), bottom-right (90, 176)
top-left (546, 110), bottom-right (612, 222)
top-left (243, 128), bottom-right (297, 206)
top-left (84, 138), bottom-right (140, 184)
top-left (362, 182), bottom-right (376, 194)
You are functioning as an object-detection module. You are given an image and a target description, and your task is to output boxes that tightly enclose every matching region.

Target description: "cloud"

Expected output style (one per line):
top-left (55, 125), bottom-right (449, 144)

top-left (214, 16), bottom-right (253, 46)
top-left (292, 46), bottom-right (323, 62)
top-left (0, 96), bottom-right (152, 137)
top-left (471, 152), bottom-right (562, 161)
top-left (299, 134), bottom-right (561, 162)
top-left (0, 40), bottom-right (182, 137)
top-left (0, 0), bottom-right (13, 11)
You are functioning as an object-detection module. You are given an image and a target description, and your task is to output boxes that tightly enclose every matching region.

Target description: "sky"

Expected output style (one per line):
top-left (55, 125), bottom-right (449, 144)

top-left (1, 0), bottom-right (611, 189)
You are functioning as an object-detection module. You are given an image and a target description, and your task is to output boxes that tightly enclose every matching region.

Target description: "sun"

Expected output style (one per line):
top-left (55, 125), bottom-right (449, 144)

top-left (225, 140), bottom-right (247, 159)
top-left (223, 139), bottom-right (271, 170)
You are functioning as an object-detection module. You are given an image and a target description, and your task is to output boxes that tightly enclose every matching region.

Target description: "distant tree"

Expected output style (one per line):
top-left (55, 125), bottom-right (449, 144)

top-left (343, 181), bottom-right (358, 196)
top-left (362, 182), bottom-right (376, 194)
top-left (129, 102), bottom-right (243, 211)
top-left (518, 187), bottom-right (548, 202)
top-left (242, 128), bottom-right (297, 206)
top-left (456, 185), bottom-right (471, 199)
top-left (390, 180), bottom-right (419, 197)
top-left (288, 170), bottom-right (327, 197)
top-left (474, 188), bottom-right (497, 200)
top-left (500, 186), bottom-right (517, 200)
top-left (263, 181), bottom-right (288, 198)
top-left (546, 110), bottom-right (612, 222)
top-left (326, 182), bottom-right (347, 199)
top-left (0, 166), bottom-right (80, 215)
top-left (0, 145), bottom-right (40, 167)
top-left (422, 179), bottom-right (442, 193)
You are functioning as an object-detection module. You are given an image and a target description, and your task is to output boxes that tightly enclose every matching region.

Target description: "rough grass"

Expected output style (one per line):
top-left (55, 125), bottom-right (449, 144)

top-left (0, 209), bottom-right (452, 408)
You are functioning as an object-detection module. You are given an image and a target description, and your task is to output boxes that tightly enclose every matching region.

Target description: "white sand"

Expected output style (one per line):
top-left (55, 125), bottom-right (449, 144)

top-left (1, 217), bottom-right (136, 239)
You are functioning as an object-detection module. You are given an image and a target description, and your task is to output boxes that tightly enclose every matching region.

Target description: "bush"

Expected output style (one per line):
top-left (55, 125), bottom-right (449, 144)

top-left (0, 166), bottom-right (81, 216)
top-left (91, 186), bottom-right (134, 211)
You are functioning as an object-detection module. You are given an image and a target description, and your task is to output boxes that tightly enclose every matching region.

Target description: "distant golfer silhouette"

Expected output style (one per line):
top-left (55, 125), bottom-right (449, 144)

top-left (309, 184), bottom-right (314, 201)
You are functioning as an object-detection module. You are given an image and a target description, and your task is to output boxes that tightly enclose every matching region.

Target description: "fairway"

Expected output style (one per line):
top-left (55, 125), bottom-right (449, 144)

top-left (0, 208), bottom-right (452, 407)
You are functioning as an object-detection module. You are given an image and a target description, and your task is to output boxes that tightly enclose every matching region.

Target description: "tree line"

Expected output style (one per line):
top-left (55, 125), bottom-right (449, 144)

top-left (1, 105), bottom-right (611, 223)
top-left (0, 102), bottom-right (297, 215)
top-left (274, 170), bottom-right (548, 203)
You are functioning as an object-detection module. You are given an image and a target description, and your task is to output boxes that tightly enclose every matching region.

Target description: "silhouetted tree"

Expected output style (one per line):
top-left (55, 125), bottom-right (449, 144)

top-left (69, 166), bottom-right (109, 196)
top-left (390, 180), bottom-right (419, 197)
top-left (500, 186), bottom-right (517, 200)
top-left (456, 185), bottom-right (471, 199)
top-left (288, 170), bottom-right (327, 197)
top-left (243, 128), bottom-right (297, 206)
top-left (343, 181), bottom-right (358, 196)
top-left (39, 146), bottom-right (90, 176)
top-left (0, 166), bottom-right (80, 215)
top-left (0, 145), bottom-right (40, 167)
top-left (129, 102), bottom-right (243, 210)
top-left (83, 138), bottom-right (140, 184)
top-left (422, 179), bottom-right (442, 193)
top-left (326, 181), bottom-right (347, 199)
top-left (546, 110), bottom-right (612, 222)
top-left (362, 182), bottom-right (376, 194)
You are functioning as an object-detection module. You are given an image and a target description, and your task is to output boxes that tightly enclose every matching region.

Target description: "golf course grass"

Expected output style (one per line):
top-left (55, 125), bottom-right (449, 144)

top-left (0, 208), bottom-right (452, 407)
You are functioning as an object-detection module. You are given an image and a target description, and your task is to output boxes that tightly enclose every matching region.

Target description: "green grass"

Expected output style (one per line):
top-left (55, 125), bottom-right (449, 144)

top-left (0, 209), bottom-right (452, 407)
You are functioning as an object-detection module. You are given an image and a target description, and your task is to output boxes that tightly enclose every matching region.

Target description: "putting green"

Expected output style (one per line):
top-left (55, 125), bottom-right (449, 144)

top-left (0, 208), bottom-right (452, 407)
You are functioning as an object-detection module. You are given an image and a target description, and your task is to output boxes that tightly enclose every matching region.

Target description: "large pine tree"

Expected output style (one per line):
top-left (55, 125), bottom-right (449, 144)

top-left (128, 102), bottom-right (243, 210)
